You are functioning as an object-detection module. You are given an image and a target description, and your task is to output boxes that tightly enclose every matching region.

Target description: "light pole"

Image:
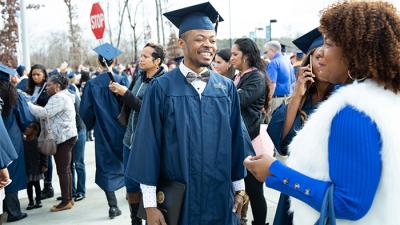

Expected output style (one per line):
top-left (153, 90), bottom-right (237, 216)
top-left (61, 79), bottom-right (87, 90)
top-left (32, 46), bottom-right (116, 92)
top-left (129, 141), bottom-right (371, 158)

top-left (254, 27), bottom-right (264, 48)
top-left (20, 0), bottom-right (30, 69)
top-left (269, 19), bottom-right (277, 41)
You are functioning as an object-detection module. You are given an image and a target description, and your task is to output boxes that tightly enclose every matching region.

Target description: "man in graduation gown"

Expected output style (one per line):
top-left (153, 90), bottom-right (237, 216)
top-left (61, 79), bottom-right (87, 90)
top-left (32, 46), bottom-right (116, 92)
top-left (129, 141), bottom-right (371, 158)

top-left (79, 43), bottom-right (126, 219)
top-left (126, 2), bottom-right (252, 225)
top-left (0, 64), bottom-right (33, 222)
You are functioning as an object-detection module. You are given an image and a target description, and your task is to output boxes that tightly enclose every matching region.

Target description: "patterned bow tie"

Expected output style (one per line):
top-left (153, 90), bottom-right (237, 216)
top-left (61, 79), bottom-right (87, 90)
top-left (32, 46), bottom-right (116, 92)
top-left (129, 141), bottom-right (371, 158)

top-left (186, 71), bottom-right (210, 83)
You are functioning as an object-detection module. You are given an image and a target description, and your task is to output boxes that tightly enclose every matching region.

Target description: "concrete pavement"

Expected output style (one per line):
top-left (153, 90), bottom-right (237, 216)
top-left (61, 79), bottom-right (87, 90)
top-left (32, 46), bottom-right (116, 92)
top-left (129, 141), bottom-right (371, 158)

top-left (8, 141), bottom-right (281, 225)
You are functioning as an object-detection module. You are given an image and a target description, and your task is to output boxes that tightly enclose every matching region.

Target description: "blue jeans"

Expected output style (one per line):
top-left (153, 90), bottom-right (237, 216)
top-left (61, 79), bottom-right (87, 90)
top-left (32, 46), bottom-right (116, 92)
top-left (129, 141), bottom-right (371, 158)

top-left (123, 145), bottom-right (140, 193)
top-left (71, 129), bottom-right (87, 195)
top-left (45, 156), bottom-right (53, 184)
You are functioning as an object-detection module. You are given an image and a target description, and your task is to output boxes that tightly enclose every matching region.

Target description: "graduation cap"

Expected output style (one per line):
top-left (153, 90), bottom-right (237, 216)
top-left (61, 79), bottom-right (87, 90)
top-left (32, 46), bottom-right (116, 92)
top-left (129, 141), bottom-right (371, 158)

top-left (93, 43), bottom-right (122, 61)
top-left (16, 65), bottom-right (26, 77)
top-left (0, 64), bottom-right (17, 81)
top-left (67, 71), bottom-right (76, 79)
top-left (280, 44), bottom-right (287, 53)
top-left (163, 2), bottom-right (224, 37)
top-left (296, 51), bottom-right (304, 59)
top-left (293, 28), bottom-right (324, 53)
top-left (48, 69), bottom-right (60, 77)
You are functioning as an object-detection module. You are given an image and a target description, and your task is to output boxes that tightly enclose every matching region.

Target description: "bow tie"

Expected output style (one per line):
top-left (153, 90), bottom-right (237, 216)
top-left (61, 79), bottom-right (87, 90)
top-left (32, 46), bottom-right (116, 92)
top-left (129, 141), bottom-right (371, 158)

top-left (186, 71), bottom-right (210, 83)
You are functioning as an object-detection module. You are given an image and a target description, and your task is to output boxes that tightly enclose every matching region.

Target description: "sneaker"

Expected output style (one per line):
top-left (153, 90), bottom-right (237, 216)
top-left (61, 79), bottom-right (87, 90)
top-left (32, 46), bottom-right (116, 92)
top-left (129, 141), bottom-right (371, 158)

top-left (50, 201), bottom-right (73, 212)
top-left (74, 194), bottom-right (85, 202)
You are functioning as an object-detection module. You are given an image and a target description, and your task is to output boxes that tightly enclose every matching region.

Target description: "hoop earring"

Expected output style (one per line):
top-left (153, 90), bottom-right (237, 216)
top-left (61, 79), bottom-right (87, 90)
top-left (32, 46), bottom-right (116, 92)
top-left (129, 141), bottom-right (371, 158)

top-left (347, 70), bottom-right (367, 81)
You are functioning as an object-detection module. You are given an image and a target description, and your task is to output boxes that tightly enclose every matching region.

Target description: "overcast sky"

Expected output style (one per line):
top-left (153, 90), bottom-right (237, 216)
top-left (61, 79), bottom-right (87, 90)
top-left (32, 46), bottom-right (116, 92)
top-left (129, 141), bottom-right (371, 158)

top-left (24, 0), bottom-right (400, 50)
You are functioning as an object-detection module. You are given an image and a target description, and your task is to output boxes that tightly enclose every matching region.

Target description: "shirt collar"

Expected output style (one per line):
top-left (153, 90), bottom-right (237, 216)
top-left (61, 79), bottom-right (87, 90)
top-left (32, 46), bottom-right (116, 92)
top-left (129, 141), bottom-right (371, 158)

top-left (179, 61), bottom-right (208, 77)
top-left (272, 52), bottom-right (282, 60)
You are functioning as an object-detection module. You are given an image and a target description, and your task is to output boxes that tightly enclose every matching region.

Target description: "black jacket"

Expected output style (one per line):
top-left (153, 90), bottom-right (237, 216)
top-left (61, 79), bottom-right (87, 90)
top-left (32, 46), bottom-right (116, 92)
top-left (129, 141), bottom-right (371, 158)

top-left (236, 70), bottom-right (266, 140)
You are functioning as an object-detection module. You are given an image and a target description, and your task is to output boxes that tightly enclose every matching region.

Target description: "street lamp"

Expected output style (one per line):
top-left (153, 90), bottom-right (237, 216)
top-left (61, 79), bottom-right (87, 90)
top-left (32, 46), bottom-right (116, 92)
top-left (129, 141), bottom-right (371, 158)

top-left (254, 27), bottom-right (264, 47)
top-left (269, 19), bottom-right (277, 41)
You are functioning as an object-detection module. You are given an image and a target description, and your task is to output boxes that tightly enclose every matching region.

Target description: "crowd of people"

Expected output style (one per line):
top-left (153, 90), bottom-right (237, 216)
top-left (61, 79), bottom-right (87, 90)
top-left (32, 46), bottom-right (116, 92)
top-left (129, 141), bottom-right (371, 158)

top-left (0, 1), bottom-right (399, 225)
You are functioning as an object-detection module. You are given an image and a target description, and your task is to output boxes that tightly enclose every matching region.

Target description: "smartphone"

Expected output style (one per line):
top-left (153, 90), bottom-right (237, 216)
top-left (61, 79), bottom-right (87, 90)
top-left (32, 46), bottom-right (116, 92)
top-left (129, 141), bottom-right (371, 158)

top-left (309, 56), bottom-right (313, 75)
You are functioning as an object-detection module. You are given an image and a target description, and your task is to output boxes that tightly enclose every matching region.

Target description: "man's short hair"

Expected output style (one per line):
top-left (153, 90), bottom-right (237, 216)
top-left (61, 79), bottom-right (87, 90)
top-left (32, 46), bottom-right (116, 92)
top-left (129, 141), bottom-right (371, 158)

top-left (265, 41), bottom-right (281, 52)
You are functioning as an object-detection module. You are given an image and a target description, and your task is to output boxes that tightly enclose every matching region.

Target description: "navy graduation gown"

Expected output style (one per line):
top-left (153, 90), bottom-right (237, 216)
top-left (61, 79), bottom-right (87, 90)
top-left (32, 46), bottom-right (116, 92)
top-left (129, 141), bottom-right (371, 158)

top-left (0, 115), bottom-right (17, 169)
top-left (3, 92), bottom-right (33, 193)
top-left (126, 68), bottom-right (252, 225)
top-left (79, 72), bottom-right (126, 192)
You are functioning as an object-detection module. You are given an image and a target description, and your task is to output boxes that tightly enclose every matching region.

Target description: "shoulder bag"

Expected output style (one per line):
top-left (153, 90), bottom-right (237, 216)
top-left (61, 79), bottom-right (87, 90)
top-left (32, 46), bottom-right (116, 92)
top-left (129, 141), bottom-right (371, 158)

top-left (37, 116), bottom-right (57, 155)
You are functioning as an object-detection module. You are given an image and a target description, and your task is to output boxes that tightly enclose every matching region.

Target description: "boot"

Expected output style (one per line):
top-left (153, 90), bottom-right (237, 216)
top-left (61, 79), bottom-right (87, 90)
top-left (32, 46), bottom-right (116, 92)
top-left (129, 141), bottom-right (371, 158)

top-left (34, 197), bottom-right (42, 209)
top-left (128, 192), bottom-right (142, 225)
top-left (241, 201), bottom-right (249, 225)
top-left (105, 192), bottom-right (121, 219)
top-left (41, 183), bottom-right (54, 200)
top-left (26, 201), bottom-right (35, 210)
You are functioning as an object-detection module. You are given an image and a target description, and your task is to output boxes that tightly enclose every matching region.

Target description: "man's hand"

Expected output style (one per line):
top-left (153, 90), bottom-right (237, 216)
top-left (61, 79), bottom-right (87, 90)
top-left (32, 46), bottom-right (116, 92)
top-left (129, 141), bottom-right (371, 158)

top-left (232, 191), bottom-right (247, 216)
top-left (145, 207), bottom-right (167, 225)
top-left (0, 168), bottom-right (10, 189)
top-left (244, 155), bottom-right (276, 182)
top-left (109, 81), bottom-right (128, 96)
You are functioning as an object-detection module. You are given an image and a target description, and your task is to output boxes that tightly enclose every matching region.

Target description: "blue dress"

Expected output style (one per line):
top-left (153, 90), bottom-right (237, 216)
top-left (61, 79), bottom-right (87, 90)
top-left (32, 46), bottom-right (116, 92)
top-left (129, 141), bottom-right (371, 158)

top-left (79, 72), bottom-right (126, 192)
top-left (3, 93), bottom-right (34, 193)
top-left (126, 68), bottom-right (252, 225)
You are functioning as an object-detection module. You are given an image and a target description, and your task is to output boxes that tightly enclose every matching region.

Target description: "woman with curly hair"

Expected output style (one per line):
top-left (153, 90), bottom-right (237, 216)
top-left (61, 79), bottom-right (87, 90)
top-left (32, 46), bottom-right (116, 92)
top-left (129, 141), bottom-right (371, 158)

top-left (28, 75), bottom-right (77, 212)
top-left (245, 1), bottom-right (400, 224)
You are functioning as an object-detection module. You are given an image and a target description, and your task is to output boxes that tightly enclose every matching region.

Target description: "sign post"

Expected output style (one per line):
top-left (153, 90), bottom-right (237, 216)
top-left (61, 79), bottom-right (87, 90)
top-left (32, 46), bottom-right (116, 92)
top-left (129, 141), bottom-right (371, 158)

top-left (90, 3), bottom-right (105, 40)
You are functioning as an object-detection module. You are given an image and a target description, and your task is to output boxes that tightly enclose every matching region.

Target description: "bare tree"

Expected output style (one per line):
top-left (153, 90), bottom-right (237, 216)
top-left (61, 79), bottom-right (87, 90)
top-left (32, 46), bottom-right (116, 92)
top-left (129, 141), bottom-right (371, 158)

top-left (31, 31), bottom-right (69, 68)
top-left (64, 0), bottom-right (81, 68)
top-left (106, 1), bottom-right (113, 45)
top-left (158, 0), bottom-right (165, 46)
top-left (166, 32), bottom-right (182, 60)
top-left (155, 0), bottom-right (160, 43)
top-left (127, 0), bottom-right (143, 62)
top-left (115, 0), bottom-right (129, 48)
top-left (0, 0), bottom-right (19, 66)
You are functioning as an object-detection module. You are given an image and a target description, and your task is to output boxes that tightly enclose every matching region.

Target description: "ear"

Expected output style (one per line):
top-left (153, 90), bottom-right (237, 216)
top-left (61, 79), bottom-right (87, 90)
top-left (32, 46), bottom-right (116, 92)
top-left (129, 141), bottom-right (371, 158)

top-left (154, 58), bottom-right (161, 67)
top-left (178, 38), bottom-right (186, 49)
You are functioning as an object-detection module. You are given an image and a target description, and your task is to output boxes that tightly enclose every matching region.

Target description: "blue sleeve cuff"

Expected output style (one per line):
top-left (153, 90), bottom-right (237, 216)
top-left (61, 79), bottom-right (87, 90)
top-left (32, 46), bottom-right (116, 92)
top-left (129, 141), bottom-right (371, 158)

top-left (266, 160), bottom-right (330, 211)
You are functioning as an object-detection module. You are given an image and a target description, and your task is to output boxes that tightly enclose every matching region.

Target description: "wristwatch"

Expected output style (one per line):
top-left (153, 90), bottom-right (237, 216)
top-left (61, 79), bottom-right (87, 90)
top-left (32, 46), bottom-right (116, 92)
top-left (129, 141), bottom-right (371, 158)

top-left (235, 190), bottom-right (249, 205)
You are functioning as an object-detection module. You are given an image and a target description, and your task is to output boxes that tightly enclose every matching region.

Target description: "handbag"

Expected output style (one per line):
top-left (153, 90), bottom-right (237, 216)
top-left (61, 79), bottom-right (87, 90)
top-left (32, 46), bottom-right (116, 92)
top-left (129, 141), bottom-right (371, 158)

top-left (252, 124), bottom-right (274, 156)
top-left (137, 181), bottom-right (186, 225)
top-left (314, 185), bottom-right (336, 225)
top-left (37, 117), bottom-right (57, 156)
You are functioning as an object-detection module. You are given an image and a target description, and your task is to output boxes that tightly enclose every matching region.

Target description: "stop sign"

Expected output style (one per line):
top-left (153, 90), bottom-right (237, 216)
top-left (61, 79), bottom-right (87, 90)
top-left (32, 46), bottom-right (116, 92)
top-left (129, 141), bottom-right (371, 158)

top-left (90, 3), bottom-right (105, 40)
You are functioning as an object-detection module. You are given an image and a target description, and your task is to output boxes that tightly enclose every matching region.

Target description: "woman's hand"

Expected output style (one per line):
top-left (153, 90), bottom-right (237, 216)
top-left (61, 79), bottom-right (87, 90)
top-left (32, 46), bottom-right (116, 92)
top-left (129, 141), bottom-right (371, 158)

top-left (244, 154), bottom-right (276, 182)
top-left (109, 82), bottom-right (128, 96)
top-left (293, 66), bottom-right (315, 98)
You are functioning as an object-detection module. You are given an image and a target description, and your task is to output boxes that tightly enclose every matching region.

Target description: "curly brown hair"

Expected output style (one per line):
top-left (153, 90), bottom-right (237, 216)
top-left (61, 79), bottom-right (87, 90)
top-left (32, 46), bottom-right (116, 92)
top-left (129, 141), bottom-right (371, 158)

top-left (319, 1), bottom-right (400, 93)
